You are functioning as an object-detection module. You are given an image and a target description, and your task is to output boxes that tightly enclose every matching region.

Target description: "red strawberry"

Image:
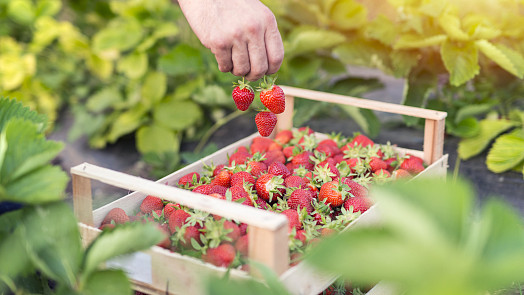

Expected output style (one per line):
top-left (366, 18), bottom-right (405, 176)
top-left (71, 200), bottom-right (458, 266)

top-left (254, 198), bottom-right (270, 210)
top-left (156, 223), bottom-right (172, 249)
top-left (255, 173), bottom-right (285, 202)
top-left (180, 225), bottom-right (202, 249)
top-left (400, 156), bottom-right (425, 175)
top-left (239, 223), bottom-right (248, 235)
top-left (340, 177), bottom-right (368, 198)
top-left (209, 185), bottom-right (228, 196)
top-left (263, 150), bottom-right (286, 166)
top-left (230, 171), bottom-right (255, 187)
top-left (374, 169), bottom-right (391, 178)
top-left (163, 203), bottom-right (179, 219)
top-left (235, 235), bottom-right (249, 257)
top-left (283, 146), bottom-right (295, 158)
top-left (202, 243), bottom-right (236, 268)
top-left (393, 168), bottom-right (412, 179)
top-left (213, 164), bottom-right (225, 177)
top-left (344, 196), bottom-right (372, 213)
top-left (255, 111), bottom-right (277, 137)
top-left (319, 181), bottom-right (347, 207)
top-left (250, 137), bottom-right (273, 154)
top-left (268, 161), bottom-right (291, 179)
top-left (348, 134), bottom-right (374, 148)
top-left (291, 151), bottom-right (314, 170)
top-left (275, 129), bottom-right (293, 145)
top-left (369, 157), bottom-right (387, 172)
top-left (229, 150), bottom-right (251, 165)
top-left (192, 184), bottom-right (214, 195)
top-left (284, 175), bottom-right (307, 189)
top-left (232, 79), bottom-right (254, 111)
top-left (168, 209), bottom-right (191, 233)
top-left (213, 169), bottom-right (232, 187)
top-left (281, 209), bottom-right (302, 231)
top-left (224, 220), bottom-right (241, 242)
top-left (247, 161), bottom-right (267, 177)
top-left (140, 196), bottom-right (164, 214)
top-left (102, 208), bottom-right (129, 225)
top-left (298, 126), bottom-right (314, 135)
top-left (287, 189), bottom-right (314, 214)
top-left (178, 172), bottom-right (200, 187)
top-left (384, 157), bottom-right (397, 172)
top-left (295, 229), bottom-right (307, 244)
top-left (259, 82), bottom-right (285, 114)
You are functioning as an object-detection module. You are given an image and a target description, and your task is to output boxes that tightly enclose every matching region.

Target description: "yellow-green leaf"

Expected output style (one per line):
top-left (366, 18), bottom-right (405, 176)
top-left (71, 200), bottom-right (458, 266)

top-left (438, 13), bottom-right (470, 41)
top-left (92, 18), bottom-right (143, 53)
top-left (86, 87), bottom-right (123, 113)
top-left (117, 52), bottom-right (148, 79)
top-left (365, 15), bottom-right (398, 46)
top-left (153, 100), bottom-right (202, 131)
top-left (35, 0), bottom-right (61, 17)
top-left (141, 71), bottom-right (167, 107)
top-left (441, 40), bottom-right (479, 86)
top-left (486, 131), bottom-right (524, 173)
top-left (7, 0), bottom-right (35, 25)
top-left (86, 54), bottom-right (113, 80)
top-left (136, 124), bottom-right (179, 154)
top-left (329, 0), bottom-right (367, 30)
top-left (286, 28), bottom-right (346, 56)
top-left (476, 40), bottom-right (524, 78)
top-left (394, 34), bottom-right (447, 49)
top-left (458, 119), bottom-right (518, 160)
top-left (106, 105), bottom-right (148, 143)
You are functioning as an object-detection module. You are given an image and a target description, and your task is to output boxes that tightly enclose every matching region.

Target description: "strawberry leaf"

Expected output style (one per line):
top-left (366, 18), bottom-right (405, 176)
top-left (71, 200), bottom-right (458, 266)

top-left (486, 130), bottom-right (524, 173)
top-left (82, 269), bottom-right (132, 295)
top-left (458, 118), bottom-right (518, 160)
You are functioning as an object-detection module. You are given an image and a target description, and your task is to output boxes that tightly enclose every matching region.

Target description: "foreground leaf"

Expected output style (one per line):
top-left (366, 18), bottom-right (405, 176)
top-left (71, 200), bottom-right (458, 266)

top-left (82, 269), bottom-right (132, 295)
top-left (0, 97), bottom-right (47, 132)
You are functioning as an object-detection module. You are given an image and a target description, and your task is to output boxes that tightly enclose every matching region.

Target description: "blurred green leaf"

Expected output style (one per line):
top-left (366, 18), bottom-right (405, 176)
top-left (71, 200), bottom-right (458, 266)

top-left (455, 104), bottom-right (494, 124)
top-left (158, 44), bottom-right (204, 76)
top-left (192, 85), bottom-right (231, 107)
top-left (448, 117), bottom-right (480, 138)
top-left (476, 40), bottom-right (524, 78)
top-left (86, 87), bottom-right (123, 113)
top-left (117, 52), bottom-right (148, 79)
top-left (35, 0), bottom-right (62, 17)
top-left (0, 97), bottom-right (47, 132)
top-left (338, 105), bottom-right (380, 138)
top-left (92, 18), bottom-right (143, 53)
top-left (458, 119), bottom-right (517, 160)
top-left (402, 70), bottom-right (436, 126)
top-left (154, 99), bottom-right (202, 131)
top-left (83, 222), bottom-right (164, 277)
top-left (141, 71), bottom-right (167, 107)
top-left (82, 269), bottom-right (132, 295)
top-left (486, 130), bottom-right (524, 173)
top-left (287, 55), bottom-right (322, 84)
top-left (136, 124), bottom-right (179, 154)
top-left (7, 0), bottom-right (35, 25)
top-left (286, 28), bottom-right (346, 56)
top-left (329, 0), bottom-right (367, 30)
top-left (106, 104), bottom-right (148, 143)
top-left (441, 40), bottom-right (479, 86)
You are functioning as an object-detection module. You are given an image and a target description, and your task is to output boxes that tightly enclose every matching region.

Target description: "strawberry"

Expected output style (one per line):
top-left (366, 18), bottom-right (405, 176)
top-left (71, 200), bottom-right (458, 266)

top-left (230, 171), bottom-right (255, 187)
top-left (393, 168), bottom-right (412, 179)
top-left (213, 164), bottom-right (225, 177)
top-left (213, 169), bottom-right (232, 187)
top-left (235, 235), bottom-right (249, 257)
top-left (318, 181), bottom-right (348, 207)
top-left (102, 208), bottom-right (129, 225)
top-left (259, 77), bottom-right (285, 114)
top-left (295, 229), bottom-right (307, 244)
top-left (177, 172), bottom-right (200, 187)
top-left (344, 196), bottom-right (372, 213)
top-left (224, 220), bottom-right (241, 242)
top-left (275, 129), bottom-right (293, 144)
top-left (180, 225), bottom-right (202, 249)
top-left (348, 134), bottom-right (374, 148)
top-left (239, 223), bottom-right (248, 235)
top-left (202, 243), bottom-right (236, 268)
top-left (369, 157), bottom-right (387, 172)
top-left (232, 79), bottom-right (254, 111)
top-left (140, 196), bottom-right (164, 214)
top-left (400, 156), bottom-right (425, 175)
top-left (374, 169), bottom-right (391, 177)
top-left (250, 137), bottom-right (273, 154)
top-left (255, 173), bottom-right (285, 202)
top-left (255, 111), bottom-right (277, 137)
top-left (254, 198), bottom-right (270, 210)
top-left (247, 160), bottom-right (267, 177)
top-left (283, 145), bottom-right (295, 158)
top-left (268, 161), bottom-right (291, 179)
top-left (263, 150), bottom-right (286, 166)
top-left (168, 209), bottom-right (191, 233)
top-left (287, 189), bottom-right (314, 214)
top-left (291, 151), bottom-right (314, 170)
top-left (340, 177), bottom-right (368, 198)
top-left (209, 185), bottom-right (228, 196)
top-left (284, 175), bottom-right (307, 189)
top-left (281, 209), bottom-right (302, 231)
top-left (229, 150), bottom-right (251, 165)
top-left (163, 203), bottom-right (179, 219)
top-left (192, 184), bottom-right (214, 195)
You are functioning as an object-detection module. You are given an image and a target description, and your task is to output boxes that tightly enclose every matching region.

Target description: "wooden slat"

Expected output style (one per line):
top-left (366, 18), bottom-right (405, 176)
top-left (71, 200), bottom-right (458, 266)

top-left (276, 94), bottom-right (295, 133)
top-left (71, 163), bottom-right (287, 231)
top-left (279, 86), bottom-right (447, 120)
top-left (423, 118), bottom-right (446, 164)
top-left (72, 174), bottom-right (94, 226)
top-left (249, 224), bottom-right (289, 276)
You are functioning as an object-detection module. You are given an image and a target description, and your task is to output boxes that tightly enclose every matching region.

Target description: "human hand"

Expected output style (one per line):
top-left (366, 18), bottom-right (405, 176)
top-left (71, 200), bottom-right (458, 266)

top-left (177, 0), bottom-right (284, 81)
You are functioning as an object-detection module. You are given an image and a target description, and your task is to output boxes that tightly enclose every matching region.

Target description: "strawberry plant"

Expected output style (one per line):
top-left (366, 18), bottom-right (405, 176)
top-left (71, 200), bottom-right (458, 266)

top-left (0, 97), bottom-right (164, 294)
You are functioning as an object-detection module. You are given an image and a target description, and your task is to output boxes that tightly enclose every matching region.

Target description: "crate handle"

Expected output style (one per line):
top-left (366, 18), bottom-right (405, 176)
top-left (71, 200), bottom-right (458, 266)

top-left (276, 86), bottom-right (447, 165)
top-left (71, 163), bottom-right (290, 276)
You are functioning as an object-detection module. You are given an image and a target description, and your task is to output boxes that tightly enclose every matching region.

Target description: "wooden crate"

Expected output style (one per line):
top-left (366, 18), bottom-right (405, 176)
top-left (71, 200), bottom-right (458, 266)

top-left (71, 86), bottom-right (448, 295)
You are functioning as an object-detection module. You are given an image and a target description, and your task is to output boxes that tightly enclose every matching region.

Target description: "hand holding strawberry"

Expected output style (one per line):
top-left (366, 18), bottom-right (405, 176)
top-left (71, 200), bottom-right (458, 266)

top-left (231, 78), bottom-right (255, 111)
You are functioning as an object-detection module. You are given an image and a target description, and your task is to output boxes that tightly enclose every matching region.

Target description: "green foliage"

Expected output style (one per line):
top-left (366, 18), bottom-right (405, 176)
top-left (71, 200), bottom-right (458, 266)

top-left (306, 177), bottom-right (524, 295)
top-left (0, 98), bottom-right (164, 294)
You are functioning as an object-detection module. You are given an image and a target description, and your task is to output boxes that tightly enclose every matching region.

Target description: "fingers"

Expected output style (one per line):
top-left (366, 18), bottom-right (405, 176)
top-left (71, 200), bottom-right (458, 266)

top-left (264, 19), bottom-right (284, 76)
top-left (231, 42), bottom-right (251, 77)
top-left (212, 45), bottom-right (233, 73)
top-left (245, 34), bottom-right (269, 81)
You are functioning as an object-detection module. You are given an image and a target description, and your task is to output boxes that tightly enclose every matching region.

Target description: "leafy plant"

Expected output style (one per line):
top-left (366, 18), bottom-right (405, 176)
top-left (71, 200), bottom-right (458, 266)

top-left (0, 97), bottom-right (164, 294)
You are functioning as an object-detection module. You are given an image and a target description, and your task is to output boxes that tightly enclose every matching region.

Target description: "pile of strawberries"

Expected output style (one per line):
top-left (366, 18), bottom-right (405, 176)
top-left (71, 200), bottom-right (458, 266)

top-left (101, 128), bottom-right (425, 275)
top-left (232, 76), bottom-right (285, 137)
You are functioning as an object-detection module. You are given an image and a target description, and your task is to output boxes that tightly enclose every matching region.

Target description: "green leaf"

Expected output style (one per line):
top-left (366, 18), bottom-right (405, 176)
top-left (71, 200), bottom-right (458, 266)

top-left (338, 105), bottom-right (380, 138)
top-left (329, 0), bottom-right (367, 30)
top-left (365, 15), bottom-right (398, 46)
top-left (117, 52), bottom-right (148, 79)
top-left (82, 269), bottom-right (132, 295)
top-left (92, 18), bottom-right (143, 53)
top-left (141, 71), bottom-right (167, 107)
top-left (402, 70), bottom-right (437, 126)
top-left (137, 23), bottom-right (179, 52)
top-left (287, 55), bottom-right (322, 84)
top-left (441, 40), bottom-right (479, 86)
top-left (158, 44), bottom-right (204, 76)
top-left (286, 28), bottom-right (346, 56)
top-left (486, 130), bottom-right (524, 173)
top-left (86, 87), bottom-right (123, 113)
top-left (136, 124), bottom-right (179, 154)
top-left (83, 222), bottom-right (164, 277)
top-left (0, 212), bottom-right (33, 279)
top-left (458, 119), bottom-right (518, 160)
top-left (476, 40), bottom-right (524, 78)
top-left (438, 13), bottom-right (470, 41)
top-left (0, 97), bottom-right (47, 132)
top-left (7, 0), bottom-right (35, 25)
top-left (394, 34), bottom-right (447, 49)
top-left (192, 85), bottom-right (231, 107)
top-left (4, 165), bottom-right (68, 203)
top-left (22, 202), bottom-right (83, 287)
top-left (106, 104), bottom-right (148, 143)
top-left (448, 117), bottom-right (480, 138)
top-left (390, 50), bottom-right (419, 78)
top-left (86, 53), bottom-right (114, 80)
top-left (455, 104), bottom-right (494, 124)
top-left (153, 100), bottom-right (203, 131)
top-left (35, 0), bottom-right (61, 17)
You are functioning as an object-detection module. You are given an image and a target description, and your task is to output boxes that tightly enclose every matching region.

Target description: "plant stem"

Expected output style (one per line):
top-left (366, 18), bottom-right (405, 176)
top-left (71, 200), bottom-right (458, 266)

top-left (194, 110), bottom-right (245, 154)
top-left (453, 156), bottom-right (461, 183)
